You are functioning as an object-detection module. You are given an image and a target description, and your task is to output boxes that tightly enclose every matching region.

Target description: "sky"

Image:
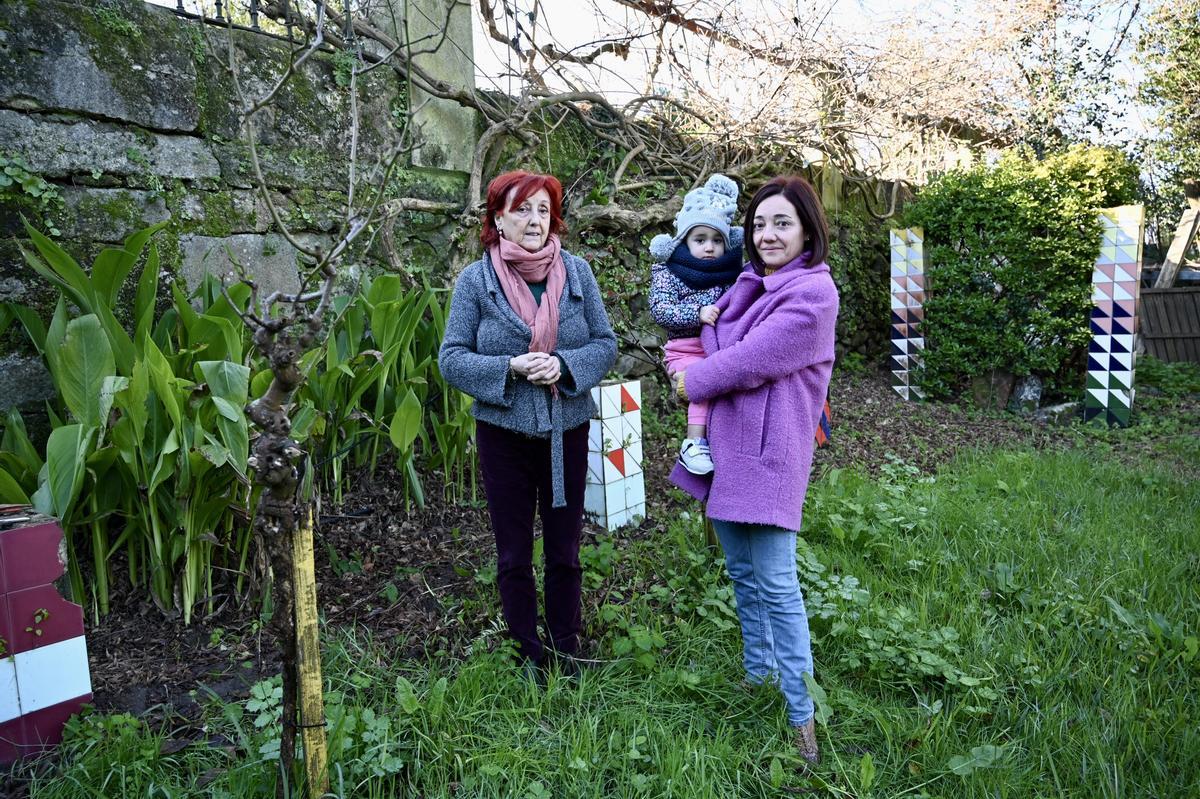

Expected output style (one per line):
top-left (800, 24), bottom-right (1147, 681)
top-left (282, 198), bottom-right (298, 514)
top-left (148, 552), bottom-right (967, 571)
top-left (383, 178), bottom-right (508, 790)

top-left (143, 0), bottom-right (1153, 147)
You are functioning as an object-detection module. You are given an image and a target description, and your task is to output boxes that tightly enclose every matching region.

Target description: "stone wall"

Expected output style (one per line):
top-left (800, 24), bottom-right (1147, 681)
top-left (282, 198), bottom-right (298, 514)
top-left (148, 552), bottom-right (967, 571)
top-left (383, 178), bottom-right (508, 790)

top-left (0, 0), bottom-right (476, 410)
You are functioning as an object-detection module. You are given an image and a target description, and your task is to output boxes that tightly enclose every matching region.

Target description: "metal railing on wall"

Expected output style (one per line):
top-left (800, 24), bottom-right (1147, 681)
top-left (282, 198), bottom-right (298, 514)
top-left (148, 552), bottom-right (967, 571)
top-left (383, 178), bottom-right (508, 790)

top-left (152, 0), bottom-right (355, 44)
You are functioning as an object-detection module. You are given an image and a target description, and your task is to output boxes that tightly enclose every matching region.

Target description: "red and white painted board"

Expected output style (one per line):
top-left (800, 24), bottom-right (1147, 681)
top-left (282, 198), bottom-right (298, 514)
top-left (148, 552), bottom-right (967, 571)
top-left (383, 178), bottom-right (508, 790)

top-left (0, 517), bottom-right (93, 763)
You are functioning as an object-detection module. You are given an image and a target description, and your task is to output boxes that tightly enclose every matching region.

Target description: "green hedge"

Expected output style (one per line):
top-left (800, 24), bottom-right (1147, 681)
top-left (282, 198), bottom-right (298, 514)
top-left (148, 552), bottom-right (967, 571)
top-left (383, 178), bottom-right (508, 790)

top-left (904, 145), bottom-right (1138, 399)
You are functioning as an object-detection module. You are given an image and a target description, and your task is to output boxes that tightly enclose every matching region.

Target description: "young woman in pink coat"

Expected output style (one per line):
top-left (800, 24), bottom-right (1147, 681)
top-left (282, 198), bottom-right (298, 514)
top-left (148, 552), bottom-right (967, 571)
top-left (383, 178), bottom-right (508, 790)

top-left (670, 175), bottom-right (839, 764)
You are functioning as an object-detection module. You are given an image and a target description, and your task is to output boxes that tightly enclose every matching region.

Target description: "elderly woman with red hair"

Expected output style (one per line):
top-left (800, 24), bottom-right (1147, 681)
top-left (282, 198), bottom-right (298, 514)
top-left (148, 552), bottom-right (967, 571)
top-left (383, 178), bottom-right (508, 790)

top-left (439, 171), bottom-right (617, 678)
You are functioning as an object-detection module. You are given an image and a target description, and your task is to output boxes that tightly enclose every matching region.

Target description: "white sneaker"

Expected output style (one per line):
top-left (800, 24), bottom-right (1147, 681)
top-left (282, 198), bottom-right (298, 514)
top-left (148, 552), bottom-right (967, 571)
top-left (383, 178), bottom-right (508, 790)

top-left (678, 438), bottom-right (714, 475)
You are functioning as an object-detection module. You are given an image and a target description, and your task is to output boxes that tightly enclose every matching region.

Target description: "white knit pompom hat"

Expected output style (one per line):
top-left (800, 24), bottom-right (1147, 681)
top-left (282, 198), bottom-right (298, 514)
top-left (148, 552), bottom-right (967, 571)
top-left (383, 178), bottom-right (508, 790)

top-left (649, 174), bottom-right (742, 261)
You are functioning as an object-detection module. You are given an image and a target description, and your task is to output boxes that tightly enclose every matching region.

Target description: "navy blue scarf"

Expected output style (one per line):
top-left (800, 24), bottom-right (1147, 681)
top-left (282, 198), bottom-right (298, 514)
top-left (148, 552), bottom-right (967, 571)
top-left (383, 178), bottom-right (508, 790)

top-left (665, 241), bottom-right (744, 290)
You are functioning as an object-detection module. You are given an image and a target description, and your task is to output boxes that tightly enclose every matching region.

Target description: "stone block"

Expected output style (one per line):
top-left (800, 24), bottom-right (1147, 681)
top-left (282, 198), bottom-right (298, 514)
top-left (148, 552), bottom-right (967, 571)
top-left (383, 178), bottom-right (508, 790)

top-left (1008, 375), bottom-right (1043, 415)
top-left (0, 111), bottom-right (220, 182)
top-left (371, 0), bottom-right (477, 172)
top-left (179, 232), bottom-right (331, 299)
top-left (0, 356), bottom-right (55, 413)
top-left (0, 0), bottom-right (199, 133)
top-left (969, 369), bottom-right (1014, 411)
top-left (60, 188), bottom-right (169, 243)
top-left (1034, 401), bottom-right (1081, 426)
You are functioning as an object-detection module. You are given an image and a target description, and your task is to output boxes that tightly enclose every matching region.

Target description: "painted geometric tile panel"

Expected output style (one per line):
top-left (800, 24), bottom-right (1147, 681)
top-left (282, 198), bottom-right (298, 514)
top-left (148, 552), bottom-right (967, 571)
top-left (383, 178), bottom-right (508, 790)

top-left (0, 518), bottom-right (93, 764)
top-left (585, 380), bottom-right (645, 530)
top-left (889, 228), bottom-right (926, 401)
top-left (1085, 205), bottom-right (1144, 427)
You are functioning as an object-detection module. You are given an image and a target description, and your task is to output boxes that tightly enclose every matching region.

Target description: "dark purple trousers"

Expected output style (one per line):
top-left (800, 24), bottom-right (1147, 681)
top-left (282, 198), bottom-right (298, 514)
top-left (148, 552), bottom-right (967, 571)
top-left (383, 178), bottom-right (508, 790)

top-left (476, 419), bottom-right (588, 663)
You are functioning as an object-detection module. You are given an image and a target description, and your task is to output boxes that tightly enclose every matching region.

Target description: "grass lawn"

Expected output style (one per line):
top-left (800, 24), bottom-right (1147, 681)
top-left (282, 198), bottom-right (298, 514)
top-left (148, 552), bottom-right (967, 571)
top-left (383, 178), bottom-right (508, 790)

top-left (18, 428), bottom-right (1200, 798)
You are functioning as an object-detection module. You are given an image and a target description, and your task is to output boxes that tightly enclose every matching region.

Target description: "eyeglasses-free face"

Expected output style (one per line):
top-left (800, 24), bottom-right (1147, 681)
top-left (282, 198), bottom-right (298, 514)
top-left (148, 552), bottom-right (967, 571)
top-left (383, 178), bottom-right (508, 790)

top-left (495, 188), bottom-right (553, 251)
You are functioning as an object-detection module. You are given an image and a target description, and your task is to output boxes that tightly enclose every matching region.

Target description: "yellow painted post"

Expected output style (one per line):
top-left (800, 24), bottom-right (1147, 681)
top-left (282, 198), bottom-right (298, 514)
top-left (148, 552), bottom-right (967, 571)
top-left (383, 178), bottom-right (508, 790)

top-left (293, 506), bottom-right (328, 796)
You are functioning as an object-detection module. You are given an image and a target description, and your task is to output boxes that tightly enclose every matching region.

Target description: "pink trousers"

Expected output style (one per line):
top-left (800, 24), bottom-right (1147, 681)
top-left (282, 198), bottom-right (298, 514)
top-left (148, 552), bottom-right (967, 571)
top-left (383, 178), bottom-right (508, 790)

top-left (664, 337), bottom-right (710, 427)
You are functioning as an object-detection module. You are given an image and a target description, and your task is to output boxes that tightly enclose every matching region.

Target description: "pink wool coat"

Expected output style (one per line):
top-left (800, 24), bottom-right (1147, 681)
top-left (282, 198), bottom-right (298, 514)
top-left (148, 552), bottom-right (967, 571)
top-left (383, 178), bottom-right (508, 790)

top-left (670, 257), bottom-right (839, 531)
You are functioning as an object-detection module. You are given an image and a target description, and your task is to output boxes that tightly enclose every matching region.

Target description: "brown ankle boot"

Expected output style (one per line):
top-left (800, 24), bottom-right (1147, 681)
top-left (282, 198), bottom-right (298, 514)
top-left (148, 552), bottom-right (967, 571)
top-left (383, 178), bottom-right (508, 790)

top-left (793, 719), bottom-right (820, 765)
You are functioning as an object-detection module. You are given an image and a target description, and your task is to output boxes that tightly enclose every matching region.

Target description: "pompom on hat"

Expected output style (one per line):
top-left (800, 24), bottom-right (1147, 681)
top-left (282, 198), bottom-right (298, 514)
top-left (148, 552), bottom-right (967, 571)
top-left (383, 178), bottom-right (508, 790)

top-left (649, 173), bottom-right (742, 262)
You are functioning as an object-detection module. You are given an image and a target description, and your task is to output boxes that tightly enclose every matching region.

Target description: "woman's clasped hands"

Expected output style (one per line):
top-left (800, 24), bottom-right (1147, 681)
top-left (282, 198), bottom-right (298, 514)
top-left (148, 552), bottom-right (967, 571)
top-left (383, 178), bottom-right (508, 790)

top-left (510, 351), bottom-right (561, 386)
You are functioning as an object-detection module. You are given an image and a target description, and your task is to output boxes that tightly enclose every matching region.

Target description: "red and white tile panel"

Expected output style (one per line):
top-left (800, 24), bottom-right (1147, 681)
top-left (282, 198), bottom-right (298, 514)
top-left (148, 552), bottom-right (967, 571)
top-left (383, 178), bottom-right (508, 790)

top-left (0, 518), bottom-right (92, 763)
top-left (585, 381), bottom-right (645, 530)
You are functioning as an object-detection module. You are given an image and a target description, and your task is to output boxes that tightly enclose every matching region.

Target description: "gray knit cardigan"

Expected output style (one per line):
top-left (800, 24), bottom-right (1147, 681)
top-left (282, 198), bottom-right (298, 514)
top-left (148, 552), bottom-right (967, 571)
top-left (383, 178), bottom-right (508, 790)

top-left (438, 249), bottom-right (617, 506)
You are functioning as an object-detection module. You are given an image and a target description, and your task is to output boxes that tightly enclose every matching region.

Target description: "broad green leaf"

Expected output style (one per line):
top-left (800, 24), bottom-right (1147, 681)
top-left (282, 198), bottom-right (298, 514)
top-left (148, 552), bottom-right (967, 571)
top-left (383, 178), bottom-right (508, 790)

top-left (0, 468), bottom-right (30, 504)
top-left (2, 408), bottom-right (42, 473)
top-left (200, 360), bottom-right (250, 473)
top-left (290, 402), bottom-right (319, 443)
top-left (367, 274), bottom-right (404, 306)
top-left (1105, 595), bottom-right (1138, 627)
top-left (200, 360), bottom-right (250, 404)
top-left (948, 744), bottom-right (1003, 776)
top-left (32, 424), bottom-right (95, 519)
top-left (210, 396), bottom-right (242, 422)
top-left (802, 672), bottom-right (832, 725)
top-left (768, 757), bottom-right (784, 789)
top-left (200, 440), bottom-right (231, 468)
top-left (193, 315), bottom-right (241, 362)
top-left (60, 315), bottom-right (115, 429)
top-left (6, 303), bottom-right (48, 354)
top-left (388, 389), bottom-right (422, 453)
top-left (404, 456), bottom-right (425, 509)
top-left (134, 243), bottom-right (161, 347)
top-left (93, 300), bottom-right (136, 375)
top-left (119, 220), bottom-right (168, 267)
top-left (20, 221), bottom-right (94, 311)
top-left (91, 246), bottom-right (139, 307)
top-left (859, 753), bottom-right (876, 791)
top-left (395, 676), bottom-right (420, 714)
top-left (143, 335), bottom-right (183, 431)
top-left (171, 281), bottom-right (200, 338)
top-left (250, 368), bottom-right (273, 399)
top-left (98, 376), bottom-right (130, 435)
top-left (43, 298), bottom-right (68, 385)
top-left (117, 358), bottom-right (151, 445)
top-left (149, 427), bottom-right (180, 496)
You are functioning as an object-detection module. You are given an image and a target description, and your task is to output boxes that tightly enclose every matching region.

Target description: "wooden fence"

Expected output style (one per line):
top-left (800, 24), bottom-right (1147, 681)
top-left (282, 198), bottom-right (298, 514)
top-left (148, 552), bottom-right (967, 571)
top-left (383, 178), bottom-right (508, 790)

top-left (1141, 287), bottom-right (1200, 363)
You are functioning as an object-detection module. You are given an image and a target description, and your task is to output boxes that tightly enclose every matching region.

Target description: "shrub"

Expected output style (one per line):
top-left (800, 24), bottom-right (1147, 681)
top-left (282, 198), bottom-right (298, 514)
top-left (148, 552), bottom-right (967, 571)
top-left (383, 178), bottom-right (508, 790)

top-left (1136, 355), bottom-right (1200, 397)
top-left (828, 210), bottom-right (889, 359)
top-left (904, 145), bottom-right (1138, 399)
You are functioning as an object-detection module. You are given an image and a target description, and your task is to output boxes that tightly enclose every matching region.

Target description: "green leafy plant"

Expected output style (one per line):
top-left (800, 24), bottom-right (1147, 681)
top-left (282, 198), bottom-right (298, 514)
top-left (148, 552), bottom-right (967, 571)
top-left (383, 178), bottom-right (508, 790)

top-left (1136, 355), bottom-right (1200, 397)
top-left (827, 210), bottom-right (889, 359)
top-left (0, 153), bottom-right (64, 236)
top-left (904, 145), bottom-right (1139, 400)
top-left (2, 221), bottom-right (477, 621)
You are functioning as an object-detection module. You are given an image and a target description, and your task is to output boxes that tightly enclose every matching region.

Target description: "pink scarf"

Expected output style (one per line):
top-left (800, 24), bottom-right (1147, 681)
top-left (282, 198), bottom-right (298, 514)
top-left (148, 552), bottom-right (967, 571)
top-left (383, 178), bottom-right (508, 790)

top-left (489, 233), bottom-right (567, 355)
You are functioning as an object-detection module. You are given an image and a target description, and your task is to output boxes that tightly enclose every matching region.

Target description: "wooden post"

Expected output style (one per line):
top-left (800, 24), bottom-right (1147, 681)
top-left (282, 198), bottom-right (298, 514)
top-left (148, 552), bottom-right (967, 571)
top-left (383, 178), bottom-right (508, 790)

top-left (292, 507), bottom-right (328, 796)
top-left (1153, 180), bottom-right (1200, 289)
top-left (1153, 207), bottom-right (1200, 289)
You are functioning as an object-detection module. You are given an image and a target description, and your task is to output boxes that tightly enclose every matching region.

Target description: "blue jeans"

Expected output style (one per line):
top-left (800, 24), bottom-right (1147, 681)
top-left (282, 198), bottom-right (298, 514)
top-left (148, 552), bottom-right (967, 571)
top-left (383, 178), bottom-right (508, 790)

top-left (712, 519), bottom-right (814, 726)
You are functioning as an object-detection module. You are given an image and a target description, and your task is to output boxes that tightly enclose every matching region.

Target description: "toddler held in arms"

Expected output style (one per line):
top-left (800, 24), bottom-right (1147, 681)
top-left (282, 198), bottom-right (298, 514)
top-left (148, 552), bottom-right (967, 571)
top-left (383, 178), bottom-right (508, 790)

top-left (648, 174), bottom-right (744, 475)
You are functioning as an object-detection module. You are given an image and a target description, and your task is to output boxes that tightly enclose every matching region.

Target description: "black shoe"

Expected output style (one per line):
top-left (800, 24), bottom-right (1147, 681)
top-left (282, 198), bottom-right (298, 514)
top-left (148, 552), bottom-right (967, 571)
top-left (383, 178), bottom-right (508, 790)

top-left (521, 657), bottom-right (547, 688)
top-left (558, 655), bottom-right (582, 680)
top-left (547, 651), bottom-right (583, 681)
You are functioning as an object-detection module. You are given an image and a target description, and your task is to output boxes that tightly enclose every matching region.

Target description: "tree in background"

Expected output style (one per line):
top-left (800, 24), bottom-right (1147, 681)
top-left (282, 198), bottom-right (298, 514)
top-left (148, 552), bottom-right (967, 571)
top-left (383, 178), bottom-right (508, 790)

top-left (1136, 0), bottom-right (1200, 245)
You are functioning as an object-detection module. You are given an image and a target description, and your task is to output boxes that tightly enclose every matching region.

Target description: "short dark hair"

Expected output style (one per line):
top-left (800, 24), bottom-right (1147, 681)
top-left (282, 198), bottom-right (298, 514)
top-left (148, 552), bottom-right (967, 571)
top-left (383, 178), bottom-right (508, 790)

top-left (480, 171), bottom-right (566, 248)
top-left (742, 176), bottom-right (829, 270)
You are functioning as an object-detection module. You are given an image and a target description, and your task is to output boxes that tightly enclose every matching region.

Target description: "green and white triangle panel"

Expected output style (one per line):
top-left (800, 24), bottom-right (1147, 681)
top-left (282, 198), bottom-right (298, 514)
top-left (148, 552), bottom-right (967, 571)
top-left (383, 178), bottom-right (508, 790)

top-left (1085, 206), bottom-right (1145, 427)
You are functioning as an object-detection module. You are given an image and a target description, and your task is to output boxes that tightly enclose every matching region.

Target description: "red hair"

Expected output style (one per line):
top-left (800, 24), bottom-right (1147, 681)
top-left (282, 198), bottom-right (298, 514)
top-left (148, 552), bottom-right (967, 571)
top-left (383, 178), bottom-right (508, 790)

top-left (479, 171), bottom-right (566, 248)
